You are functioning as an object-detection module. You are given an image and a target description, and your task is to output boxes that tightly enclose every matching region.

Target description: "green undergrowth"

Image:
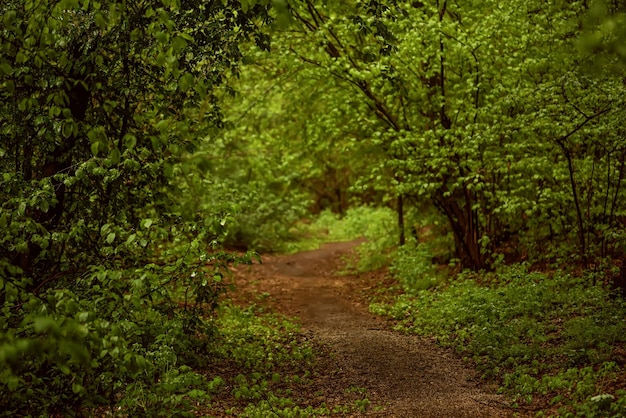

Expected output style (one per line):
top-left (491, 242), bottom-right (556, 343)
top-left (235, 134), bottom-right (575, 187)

top-left (283, 206), bottom-right (398, 271)
top-left (0, 227), bottom-right (370, 417)
top-left (207, 303), bottom-right (372, 417)
top-left (371, 265), bottom-right (626, 417)
top-left (390, 238), bottom-right (453, 293)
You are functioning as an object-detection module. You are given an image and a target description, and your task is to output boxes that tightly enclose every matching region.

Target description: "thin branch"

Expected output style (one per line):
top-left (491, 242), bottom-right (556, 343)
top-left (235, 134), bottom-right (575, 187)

top-left (290, 6), bottom-right (318, 31)
top-left (554, 106), bottom-right (611, 147)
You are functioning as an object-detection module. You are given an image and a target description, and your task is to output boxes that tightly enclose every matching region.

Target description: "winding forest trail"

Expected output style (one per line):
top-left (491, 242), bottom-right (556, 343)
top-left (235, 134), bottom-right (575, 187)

top-left (232, 241), bottom-right (514, 417)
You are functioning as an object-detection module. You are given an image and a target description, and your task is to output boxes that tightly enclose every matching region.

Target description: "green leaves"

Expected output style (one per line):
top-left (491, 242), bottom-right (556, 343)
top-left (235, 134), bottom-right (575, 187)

top-left (2, 9), bottom-right (16, 27)
top-left (61, 121), bottom-right (73, 138)
top-left (374, 267), bottom-right (626, 414)
top-left (172, 35), bottom-right (189, 53)
top-left (0, 62), bottom-right (12, 76)
top-left (178, 73), bottom-right (194, 92)
top-left (105, 232), bottom-right (116, 244)
top-left (256, 0), bottom-right (626, 269)
top-left (0, 0), bottom-right (273, 411)
top-left (123, 133), bottom-right (137, 150)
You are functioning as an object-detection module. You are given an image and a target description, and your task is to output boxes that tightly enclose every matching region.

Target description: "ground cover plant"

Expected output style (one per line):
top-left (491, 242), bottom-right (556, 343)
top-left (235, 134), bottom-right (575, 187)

top-left (207, 303), bottom-right (373, 417)
top-left (371, 265), bottom-right (626, 417)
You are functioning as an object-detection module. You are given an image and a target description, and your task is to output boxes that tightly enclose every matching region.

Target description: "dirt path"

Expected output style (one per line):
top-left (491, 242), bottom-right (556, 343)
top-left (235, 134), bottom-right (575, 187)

top-left (232, 241), bottom-right (514, 417)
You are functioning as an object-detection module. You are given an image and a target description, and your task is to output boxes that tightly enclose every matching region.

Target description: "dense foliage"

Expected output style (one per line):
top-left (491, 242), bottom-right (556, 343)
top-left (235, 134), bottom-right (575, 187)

top-left (225, 0), bottom-right (626, 273)
top-left (0, 0), bottom-right (271, 414)
top-left (213, 0), bottom-right (626, 414)
top-left (3, 0), bottom-right (626, 415)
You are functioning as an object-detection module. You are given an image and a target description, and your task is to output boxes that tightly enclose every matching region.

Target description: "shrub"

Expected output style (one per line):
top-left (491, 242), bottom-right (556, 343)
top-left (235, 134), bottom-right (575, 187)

top-left (390, 241), bottom-right (443, 293)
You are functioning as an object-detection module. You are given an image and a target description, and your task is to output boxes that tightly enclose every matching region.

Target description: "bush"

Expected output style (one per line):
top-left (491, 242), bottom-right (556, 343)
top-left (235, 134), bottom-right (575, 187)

top-left (0, 226), bottom-right (248, 416)
top-left (390, 241), bottom-right (443, 293)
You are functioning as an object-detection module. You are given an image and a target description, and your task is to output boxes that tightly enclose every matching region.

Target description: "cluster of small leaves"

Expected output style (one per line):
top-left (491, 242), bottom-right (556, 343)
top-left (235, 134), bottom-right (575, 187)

top-left (214, 304), bottom-right (314, 371)
top-left (0, 220), bottom-right (256, 415)
top-left (390, 241), bottom-right (441, 292)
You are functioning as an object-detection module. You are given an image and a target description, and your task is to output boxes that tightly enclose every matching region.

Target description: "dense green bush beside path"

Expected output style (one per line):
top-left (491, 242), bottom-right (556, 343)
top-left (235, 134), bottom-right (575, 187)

top-left (372, 265), bottom-right (626, 417)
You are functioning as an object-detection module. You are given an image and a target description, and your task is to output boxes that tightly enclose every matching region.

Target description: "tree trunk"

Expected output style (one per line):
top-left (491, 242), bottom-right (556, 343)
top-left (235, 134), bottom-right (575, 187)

top-left (435, 190), bottom-right (488, 270)
top-left (21, 76), bottom-right (91, 281)
top-left (398, 194), bottom-right (405, 246)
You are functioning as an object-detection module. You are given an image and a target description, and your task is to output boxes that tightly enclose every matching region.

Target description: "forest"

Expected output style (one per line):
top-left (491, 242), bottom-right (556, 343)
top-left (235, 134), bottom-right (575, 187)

top-left (2, 0), bottom-right (626, 416)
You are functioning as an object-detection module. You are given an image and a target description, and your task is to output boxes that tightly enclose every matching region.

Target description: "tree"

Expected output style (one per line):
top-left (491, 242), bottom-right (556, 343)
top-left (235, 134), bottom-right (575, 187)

top-left (211, 43), bottom-right (387, 241)
top-left (249, 0), bottom-right (626, 270)
top-left (0, 0), bottom-right (270, 414)
top-left (1, 0), bottom-right (270, 279)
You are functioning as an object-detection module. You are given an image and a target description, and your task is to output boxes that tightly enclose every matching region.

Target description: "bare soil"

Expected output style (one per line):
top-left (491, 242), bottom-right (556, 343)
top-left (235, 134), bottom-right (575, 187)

top-left (231, 241), bottom-right (517, 417)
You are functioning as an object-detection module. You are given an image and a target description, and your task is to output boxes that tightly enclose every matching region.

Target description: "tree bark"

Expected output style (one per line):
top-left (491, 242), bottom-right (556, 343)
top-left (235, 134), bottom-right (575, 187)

top-left (398, 194), bottom-right (405, 246)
